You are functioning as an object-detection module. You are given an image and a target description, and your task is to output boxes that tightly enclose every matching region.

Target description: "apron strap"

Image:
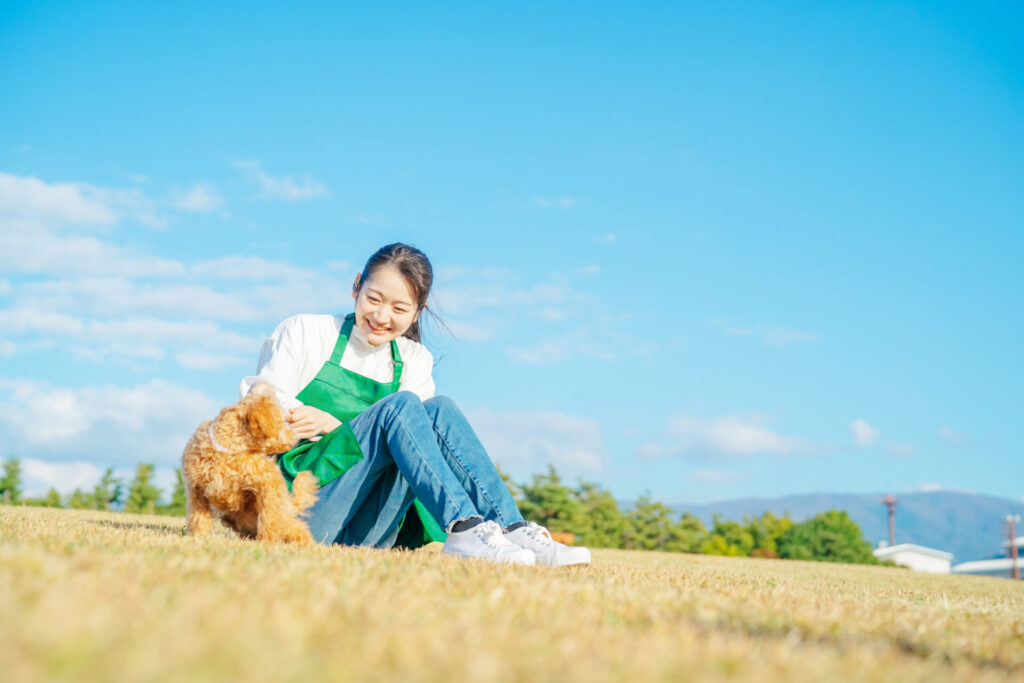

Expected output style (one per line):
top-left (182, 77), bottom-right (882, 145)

top-left (330, 313), bottom-right (404, 388)
top-left (390, 338), bottom-right (404, 387)
top-left (329, 315), bottom-right (355, 365)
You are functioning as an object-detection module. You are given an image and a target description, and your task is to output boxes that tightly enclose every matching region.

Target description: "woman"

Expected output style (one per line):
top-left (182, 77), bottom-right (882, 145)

top-left (240, 243), bottom-right (590, 567)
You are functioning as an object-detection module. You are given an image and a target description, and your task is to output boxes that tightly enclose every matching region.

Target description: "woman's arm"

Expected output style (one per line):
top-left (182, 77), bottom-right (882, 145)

top-left (239, 317), bottom-right (306, 409)
top-left (398, 340), bottom-right (436, 400)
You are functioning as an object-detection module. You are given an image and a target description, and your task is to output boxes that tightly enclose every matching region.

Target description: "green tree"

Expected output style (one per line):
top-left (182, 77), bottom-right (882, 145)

top-left (624, 494), bottom-right (677, 551)
top-left (778, 510), bottom-right (877, 564)
top-left (575, 481), bottom-right (626, 548)
top-left (124, 463), bottom-right (161, 515)
top-left (744, 512), bottom-right (794, 558)
top-left (517, 465), bottom-right (585, 534)
top-left (669, 512), bottom-right (707, 553)
top-left (700, 514), bottom-right (755, 556)
top-left (20, 489), bottom-right (64, 507)
top-left (67, 488), bottom-right (93, 509)
top-left (1, 458), bottom-right (23, 504)
top-left (156, 469), bottom-right (187, 516)
top-left (91, 468), bottom-right (123, 511)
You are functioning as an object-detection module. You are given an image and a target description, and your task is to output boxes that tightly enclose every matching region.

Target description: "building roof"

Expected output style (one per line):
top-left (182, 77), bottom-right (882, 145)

top-left (952, 558), bottom-right (1022, 574)
top-left (873, 543), bottom-right (954, 561)
top-left (1001, 535), bottom-right (1024, 549)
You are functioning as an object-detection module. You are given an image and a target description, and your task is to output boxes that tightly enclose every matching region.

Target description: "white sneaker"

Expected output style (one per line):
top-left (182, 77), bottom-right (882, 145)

top-left (505, 522), bottom-right (591, 567)
top-left (442, 520), bottom-right (536, 566)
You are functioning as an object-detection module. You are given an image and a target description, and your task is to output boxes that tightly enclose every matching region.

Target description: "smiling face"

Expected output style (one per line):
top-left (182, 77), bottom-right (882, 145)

top-left (352, 265), bottom-right (421, 346)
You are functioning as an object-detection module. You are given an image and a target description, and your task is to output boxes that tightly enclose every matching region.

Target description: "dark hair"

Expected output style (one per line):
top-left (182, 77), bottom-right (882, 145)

top-left (357, 242), bottom-right (436, 342)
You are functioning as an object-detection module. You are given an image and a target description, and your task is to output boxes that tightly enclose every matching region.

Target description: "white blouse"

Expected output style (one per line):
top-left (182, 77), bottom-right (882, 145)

top-left (239, 314), bottom-right (436, 410)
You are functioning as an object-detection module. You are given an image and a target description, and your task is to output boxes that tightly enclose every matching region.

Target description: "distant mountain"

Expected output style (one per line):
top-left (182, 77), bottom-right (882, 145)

top-left (669, 491), bottom-right (1024, 564)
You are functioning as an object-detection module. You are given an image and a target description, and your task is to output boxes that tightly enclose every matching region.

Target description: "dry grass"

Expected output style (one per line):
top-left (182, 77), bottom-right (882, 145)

top-left (2, 505), bottom-right (1022, 682)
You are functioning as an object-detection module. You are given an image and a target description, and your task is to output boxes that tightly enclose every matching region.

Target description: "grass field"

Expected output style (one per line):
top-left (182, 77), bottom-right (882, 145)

top-left (2, 506), bottom-right (1022, 682)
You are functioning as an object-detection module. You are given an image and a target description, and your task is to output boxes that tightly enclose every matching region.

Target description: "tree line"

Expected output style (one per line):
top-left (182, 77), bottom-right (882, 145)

top-left (0, 458), bottom-right (186, 516)
top-left (1, 458), bottom-right (879, 565)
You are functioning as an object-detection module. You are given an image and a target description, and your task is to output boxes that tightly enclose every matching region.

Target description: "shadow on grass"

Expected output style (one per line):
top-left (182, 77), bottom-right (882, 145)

top-left (86, 518), bottom-right (188, 536)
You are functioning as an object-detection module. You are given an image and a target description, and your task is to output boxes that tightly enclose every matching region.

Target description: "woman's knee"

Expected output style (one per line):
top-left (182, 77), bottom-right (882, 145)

top-left (423, 395), bottom-right (459, 419)
top-left (381, 390), bottom-right (422, 414)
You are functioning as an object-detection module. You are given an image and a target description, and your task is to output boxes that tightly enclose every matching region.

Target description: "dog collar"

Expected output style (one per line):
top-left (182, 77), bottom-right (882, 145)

top-left (207, 423), bottom-right (230, 453)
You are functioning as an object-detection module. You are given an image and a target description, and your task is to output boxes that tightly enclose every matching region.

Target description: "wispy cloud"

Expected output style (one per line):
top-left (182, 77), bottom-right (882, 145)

top-left (709, 318), bottom-right (819, 348)
top-left (593, 233), bottom-right (616, 246)
top-left (172, 183), bottom-right (222, 213)
top-left (20, 458), bottom-right (103, 496)
top-left (692, 469), bottom-right (741, 483)
top-left (884, 442), bottom-right (917, 458)
top-left (851, 418), bottom-right (878, 446)
top-left (640, 412), bottom-right (825, 460)
top-left (0, 378), bottom-right (220, 466)
top-left (233, 159), bottom-right (328, 201)
top-left (532, 196), bottom-right (579, 209)
top-left (0, 171), bottom-right (115, 224)
top-left (466, 407), bottom-right (605, 477)
top-left (938, 425), bottom-right (972, 448)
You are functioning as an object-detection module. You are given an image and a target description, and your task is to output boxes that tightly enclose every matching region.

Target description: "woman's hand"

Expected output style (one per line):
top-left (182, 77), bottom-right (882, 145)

top-left (286, 405), bottom-right (342, 441)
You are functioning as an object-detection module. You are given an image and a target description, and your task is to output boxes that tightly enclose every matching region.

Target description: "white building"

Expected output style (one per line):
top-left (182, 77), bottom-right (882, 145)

top-left (952, 535), bottom-right (1023, 579)
top-left (873, 543), bottom-right (953, 573)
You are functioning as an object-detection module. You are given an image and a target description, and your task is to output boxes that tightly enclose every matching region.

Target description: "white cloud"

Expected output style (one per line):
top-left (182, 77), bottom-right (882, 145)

top-left (327, 260), bottom-right (354, 273)
top-left (505, 332), bottom-right (616, 365)
top-left (234, 159), bottom-right (328, 200)
top-left (641, 413), bottom-right (817, 460)
top-left (172, 183), bottom-right (222, 213)
top-left (466, 407), bottom-right (605, 477)
top-left (532, 196), bottom-right (577, 209)
top-left (0, 340), bottom-right (15, 357)
top-left (938, 425), bottom-right (972, 448)
top-left (0, 219), bottom-right (185, 277)
top-left (851, 418), bottom-right (878, 446)
top-left (0, 309), bottom-right (84, 335)
top-left (0, 378), bottom-right (221, 466)
top-left (917, 482), bottom-right (945, 492)
top-left (14, 274), bottom-right (348, 323)
top-left (174, 351), bottom-right (250, 370)
top-left (692, 469), bottom-right (740, 483)
top-left (0, 171), bottom-right (115, 224)
top-left (0, 279), bottom-right (10, 296)
top-left (21, 458), bottom-right (103, 496)
top-left (885, 442), bottom-right (917, 458)
top-left (444, 320), bottom-right (495, 342)
top-left (670, 413), bottom-right (806, 456)
top-left (709, 319), bottom-right (818, 347)
top-left (764, 327), bottom-right (818, 347)
top-left (593, 233), bottom-right (616, 246)
top-left (190, 255), bottom-right (322, 282)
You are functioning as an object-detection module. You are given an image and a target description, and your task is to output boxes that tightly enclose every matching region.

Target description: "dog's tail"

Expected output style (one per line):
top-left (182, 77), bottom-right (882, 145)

top-left (290, 471), bottom-right (319, 515)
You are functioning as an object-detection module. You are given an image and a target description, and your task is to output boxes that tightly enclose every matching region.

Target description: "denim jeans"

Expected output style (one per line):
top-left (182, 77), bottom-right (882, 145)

top-left (305, 392), bottom-right (525, 547)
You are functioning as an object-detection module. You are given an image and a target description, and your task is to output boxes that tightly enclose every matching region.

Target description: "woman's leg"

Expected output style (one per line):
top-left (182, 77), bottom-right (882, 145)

top-left (422, 396), bottom-right (525, 529)
top-left (346, 391), bottom-right (484, 531)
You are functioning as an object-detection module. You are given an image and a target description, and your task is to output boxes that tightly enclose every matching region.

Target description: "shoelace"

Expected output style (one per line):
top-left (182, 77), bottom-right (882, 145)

top-left (473, 521), bottom-right (507, 547)
top-left (522, 522), bottom-right (554, 547)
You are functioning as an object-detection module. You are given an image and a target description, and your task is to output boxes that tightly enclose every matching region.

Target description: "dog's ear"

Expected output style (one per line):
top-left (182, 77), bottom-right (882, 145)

top-left (246, 395), bottom-right (284, 441)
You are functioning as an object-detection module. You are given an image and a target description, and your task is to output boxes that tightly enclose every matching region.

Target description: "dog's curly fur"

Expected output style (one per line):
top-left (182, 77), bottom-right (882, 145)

top-left (182, 392), bottom-right (319, 545)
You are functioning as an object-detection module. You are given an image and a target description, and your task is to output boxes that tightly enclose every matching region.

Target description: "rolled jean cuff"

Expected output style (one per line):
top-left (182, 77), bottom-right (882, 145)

top-left (446, 515), bottom-right (484, 534)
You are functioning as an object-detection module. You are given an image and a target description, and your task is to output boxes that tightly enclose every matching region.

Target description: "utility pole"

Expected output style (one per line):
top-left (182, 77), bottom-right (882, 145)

top-left (1007, 515), bottom-right (1021, 581)
top-left (882, 494), bottom-right (898, 546)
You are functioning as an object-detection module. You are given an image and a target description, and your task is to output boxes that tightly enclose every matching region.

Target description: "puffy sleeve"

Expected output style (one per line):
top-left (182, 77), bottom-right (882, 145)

top-left (399, 340), bottom-right (436, 401)
top-left (239, 316), bottom-right (307, 410)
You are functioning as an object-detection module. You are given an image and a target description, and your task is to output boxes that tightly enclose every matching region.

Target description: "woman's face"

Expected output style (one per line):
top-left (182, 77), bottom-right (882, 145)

top-left (352, 265), bottom-right (420, 346)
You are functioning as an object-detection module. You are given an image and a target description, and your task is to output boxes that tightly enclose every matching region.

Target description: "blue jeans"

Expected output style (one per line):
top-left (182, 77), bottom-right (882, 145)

top-left (305, 392), bottom-right (525, 547)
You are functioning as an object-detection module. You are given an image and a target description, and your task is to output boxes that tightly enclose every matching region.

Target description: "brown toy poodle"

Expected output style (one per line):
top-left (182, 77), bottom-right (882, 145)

top-left (182, 390), bottom-right (319, 545)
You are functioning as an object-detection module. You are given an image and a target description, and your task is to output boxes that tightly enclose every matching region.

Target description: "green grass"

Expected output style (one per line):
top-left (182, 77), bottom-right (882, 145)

top-left (2, 505), bottom-right (1022, 682)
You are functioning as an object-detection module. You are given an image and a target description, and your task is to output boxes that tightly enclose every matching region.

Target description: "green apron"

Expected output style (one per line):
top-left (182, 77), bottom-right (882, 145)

top-left (276, 314), bottom-right (446, 547)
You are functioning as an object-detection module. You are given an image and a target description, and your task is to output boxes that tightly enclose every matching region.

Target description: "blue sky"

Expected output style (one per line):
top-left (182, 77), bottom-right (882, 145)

top-left (1, 1), bottom-right (1021, 503)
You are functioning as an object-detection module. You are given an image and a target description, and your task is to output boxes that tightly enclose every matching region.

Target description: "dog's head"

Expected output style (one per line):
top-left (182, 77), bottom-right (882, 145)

top-left (241, 393), bottom-right (298, 454)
